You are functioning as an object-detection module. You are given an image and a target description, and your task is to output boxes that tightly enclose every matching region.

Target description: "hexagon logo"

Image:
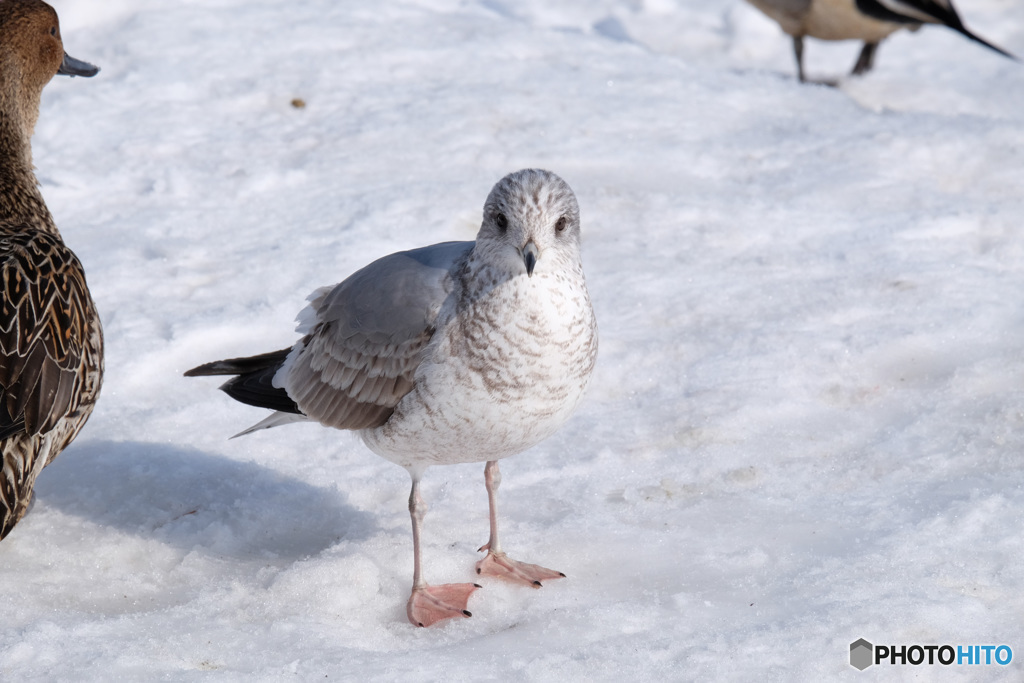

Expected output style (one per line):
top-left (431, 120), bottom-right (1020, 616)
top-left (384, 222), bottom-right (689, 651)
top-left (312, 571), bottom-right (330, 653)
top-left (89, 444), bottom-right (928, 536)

top-left (850, 639), bottom-right (873, 670)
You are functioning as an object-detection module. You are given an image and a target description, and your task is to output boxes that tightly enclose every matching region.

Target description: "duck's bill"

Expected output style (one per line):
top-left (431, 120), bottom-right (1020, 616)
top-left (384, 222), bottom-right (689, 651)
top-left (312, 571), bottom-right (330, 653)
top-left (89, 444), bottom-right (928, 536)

top-left (57, 53), bottom-right (99, 78)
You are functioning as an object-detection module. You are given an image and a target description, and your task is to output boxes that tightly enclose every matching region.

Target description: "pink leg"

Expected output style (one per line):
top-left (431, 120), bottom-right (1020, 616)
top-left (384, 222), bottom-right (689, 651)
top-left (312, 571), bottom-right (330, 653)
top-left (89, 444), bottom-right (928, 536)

top-left (406, 475), bottom-right (480, 627)
top-left (476, 460), bottom-right (565, 587)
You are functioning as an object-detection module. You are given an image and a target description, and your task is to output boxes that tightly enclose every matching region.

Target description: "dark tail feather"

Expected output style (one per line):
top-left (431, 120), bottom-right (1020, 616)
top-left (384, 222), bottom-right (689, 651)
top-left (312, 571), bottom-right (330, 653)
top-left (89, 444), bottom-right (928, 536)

top-left (855, 0), bottom-right (1017, 60)
top-left (924, 1), bottom-right (1017, 60)
top-left (185, 348), bottom-right (303, 415)
top-left (954, 25), bottom-right (1017, 61)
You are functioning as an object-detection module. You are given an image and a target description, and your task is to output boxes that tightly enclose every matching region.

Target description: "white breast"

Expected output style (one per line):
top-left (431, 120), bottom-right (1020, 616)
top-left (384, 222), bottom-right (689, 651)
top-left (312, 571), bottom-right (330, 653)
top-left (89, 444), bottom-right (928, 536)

top-left (361, 269), bottom-right (597, 470)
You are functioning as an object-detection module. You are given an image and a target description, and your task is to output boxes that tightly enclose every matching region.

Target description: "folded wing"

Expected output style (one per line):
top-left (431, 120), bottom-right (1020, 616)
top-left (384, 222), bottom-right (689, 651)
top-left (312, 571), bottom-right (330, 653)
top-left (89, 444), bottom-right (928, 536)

top-left (0, 232), bottom-right (93, 442)
top-left (282, 241), bottom-right (472, 430)
top-left (187, 241), bottom-right (474, 434)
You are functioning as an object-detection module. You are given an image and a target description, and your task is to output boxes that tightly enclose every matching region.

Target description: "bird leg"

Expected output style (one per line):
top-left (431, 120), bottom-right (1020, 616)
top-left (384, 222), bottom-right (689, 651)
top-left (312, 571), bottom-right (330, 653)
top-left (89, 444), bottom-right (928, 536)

top-left (792, 35), bottom-right (839, 87)
top-left (476, 460), bottom-right (565, 587)
top-left (851, 41), bottom-right (879, 76)
top-left (406, 476), bottom-right (479, 627)
top-left (793, 35), bottom-right (807, 83)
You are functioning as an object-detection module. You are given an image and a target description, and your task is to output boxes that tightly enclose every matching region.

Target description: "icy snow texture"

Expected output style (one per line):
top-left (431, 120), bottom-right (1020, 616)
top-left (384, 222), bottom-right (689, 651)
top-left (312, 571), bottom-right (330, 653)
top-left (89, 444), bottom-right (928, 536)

top-left (2, 0), bottom-right (1024, 680)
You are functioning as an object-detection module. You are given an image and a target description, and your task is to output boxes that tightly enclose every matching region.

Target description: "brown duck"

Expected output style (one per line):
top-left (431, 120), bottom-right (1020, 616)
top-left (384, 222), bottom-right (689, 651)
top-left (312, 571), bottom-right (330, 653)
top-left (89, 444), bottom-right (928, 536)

top-left (0, 0), bottom-right (101, 540)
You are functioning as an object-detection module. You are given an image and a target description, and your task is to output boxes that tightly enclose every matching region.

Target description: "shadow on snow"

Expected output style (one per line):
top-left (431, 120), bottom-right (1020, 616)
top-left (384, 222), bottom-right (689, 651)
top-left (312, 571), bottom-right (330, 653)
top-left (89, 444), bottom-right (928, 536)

top-left (32, 440), bottom-right (375, 561)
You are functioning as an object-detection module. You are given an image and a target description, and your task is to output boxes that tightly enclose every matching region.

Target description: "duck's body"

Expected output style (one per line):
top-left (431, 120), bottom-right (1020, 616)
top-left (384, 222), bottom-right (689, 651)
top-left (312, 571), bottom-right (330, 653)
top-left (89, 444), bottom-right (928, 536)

top-left (188, 169), bottom-right (598, 626)
top-left (0, 0), bottom-right (101, 539)
top-left (746, 0), bottom-right (1015, 82)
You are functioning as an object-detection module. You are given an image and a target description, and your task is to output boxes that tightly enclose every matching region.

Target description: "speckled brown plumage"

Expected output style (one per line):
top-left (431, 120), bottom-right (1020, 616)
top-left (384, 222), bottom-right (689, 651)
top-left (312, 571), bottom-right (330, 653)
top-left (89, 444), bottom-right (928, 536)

top-left (0, 0), bottom-right (101, 540)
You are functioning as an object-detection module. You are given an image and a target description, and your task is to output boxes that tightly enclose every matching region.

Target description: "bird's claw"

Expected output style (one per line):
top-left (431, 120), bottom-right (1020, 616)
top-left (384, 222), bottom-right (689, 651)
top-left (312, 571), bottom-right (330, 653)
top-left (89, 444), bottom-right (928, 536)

top-left (475, 550), bottom-right (565, 588)
top-left (407, 583), bottom-right (480, 627)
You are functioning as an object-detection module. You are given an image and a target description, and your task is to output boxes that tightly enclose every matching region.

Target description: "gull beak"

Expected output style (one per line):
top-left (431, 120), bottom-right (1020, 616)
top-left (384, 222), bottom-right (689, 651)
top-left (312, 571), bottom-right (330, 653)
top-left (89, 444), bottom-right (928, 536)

top-left (57, 53), bottom-right (99, 78)
top-left (521, 240), bottom-right (539, 277)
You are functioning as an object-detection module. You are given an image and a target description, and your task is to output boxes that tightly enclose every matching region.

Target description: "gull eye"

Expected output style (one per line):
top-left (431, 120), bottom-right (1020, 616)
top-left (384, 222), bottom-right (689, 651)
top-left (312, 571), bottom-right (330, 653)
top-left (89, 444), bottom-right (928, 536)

top-left (494, 212), bottom-right (508, 233)
top-left (50, 26), bottom-right (57, 36)
top-left (555, 216), bottom-right (568, 233)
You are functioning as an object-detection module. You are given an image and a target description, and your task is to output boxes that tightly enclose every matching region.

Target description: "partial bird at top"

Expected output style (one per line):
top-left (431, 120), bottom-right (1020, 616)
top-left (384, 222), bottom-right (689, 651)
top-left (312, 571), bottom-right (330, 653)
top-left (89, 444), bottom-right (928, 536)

top-left (0, 0), bottom-right (102, 540)
top-left (186, 169), bottom-right (599, 627)
top-left (745, 0), bottom-right (1016, 83)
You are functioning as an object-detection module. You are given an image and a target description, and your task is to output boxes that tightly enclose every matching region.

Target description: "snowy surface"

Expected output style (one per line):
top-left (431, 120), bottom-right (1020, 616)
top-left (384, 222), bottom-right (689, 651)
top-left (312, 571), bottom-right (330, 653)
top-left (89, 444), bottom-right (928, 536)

top-left (4, 0), bottom-right (1024, 679)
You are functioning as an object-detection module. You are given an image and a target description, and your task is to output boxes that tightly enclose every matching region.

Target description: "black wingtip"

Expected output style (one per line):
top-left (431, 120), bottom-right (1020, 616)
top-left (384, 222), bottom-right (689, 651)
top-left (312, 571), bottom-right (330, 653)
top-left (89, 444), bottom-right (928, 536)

top-left (183, 364), bottom-right (211, 377)
top-left (184, 359), bottom-right (237, 377)
top-left (185, 348), bottom-right (295, 378)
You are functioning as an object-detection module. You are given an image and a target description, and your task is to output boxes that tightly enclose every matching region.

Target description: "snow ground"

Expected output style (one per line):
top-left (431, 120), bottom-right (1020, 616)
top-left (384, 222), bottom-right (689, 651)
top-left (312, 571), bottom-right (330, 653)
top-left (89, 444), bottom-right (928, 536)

top-left (3, 0), bottom-right (1024, 679)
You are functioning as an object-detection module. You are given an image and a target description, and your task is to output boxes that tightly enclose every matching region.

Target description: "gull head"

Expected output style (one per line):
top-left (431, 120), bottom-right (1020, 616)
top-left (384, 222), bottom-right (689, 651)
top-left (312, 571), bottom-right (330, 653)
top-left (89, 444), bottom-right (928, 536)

top-left (476, 169), bottom-right (582, 279)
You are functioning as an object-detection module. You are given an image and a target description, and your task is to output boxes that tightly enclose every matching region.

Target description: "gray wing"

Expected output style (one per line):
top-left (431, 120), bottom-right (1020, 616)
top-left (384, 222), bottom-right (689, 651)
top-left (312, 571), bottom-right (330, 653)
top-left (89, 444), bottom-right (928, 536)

top-left (279, 240), bottom-right (473, 431)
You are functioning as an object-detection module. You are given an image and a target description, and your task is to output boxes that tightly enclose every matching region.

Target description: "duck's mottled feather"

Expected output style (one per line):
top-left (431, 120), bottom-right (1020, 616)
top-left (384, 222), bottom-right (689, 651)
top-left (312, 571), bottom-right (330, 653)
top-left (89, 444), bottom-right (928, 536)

top-left (0, 230), bottom-right (103, 539)
top-left (0, 231), bottom-right (95, 437)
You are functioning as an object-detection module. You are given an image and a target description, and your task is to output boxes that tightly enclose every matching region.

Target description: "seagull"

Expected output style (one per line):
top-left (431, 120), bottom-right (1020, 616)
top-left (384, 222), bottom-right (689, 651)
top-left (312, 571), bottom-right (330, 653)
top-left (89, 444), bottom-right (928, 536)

top-left (0, 0), bottom-right (102, 540)
top-left (745, 0), bottom-right (1015, 83)
top-left (186, 169), bottom-right (599, 627)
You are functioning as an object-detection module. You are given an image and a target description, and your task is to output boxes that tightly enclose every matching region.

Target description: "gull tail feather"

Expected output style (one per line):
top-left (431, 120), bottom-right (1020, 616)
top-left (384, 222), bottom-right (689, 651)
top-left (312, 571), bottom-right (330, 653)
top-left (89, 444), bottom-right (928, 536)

top-left (185, 347), bottom-right (303, 415)
top-left (231, 411), bottom-right (310, 439)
